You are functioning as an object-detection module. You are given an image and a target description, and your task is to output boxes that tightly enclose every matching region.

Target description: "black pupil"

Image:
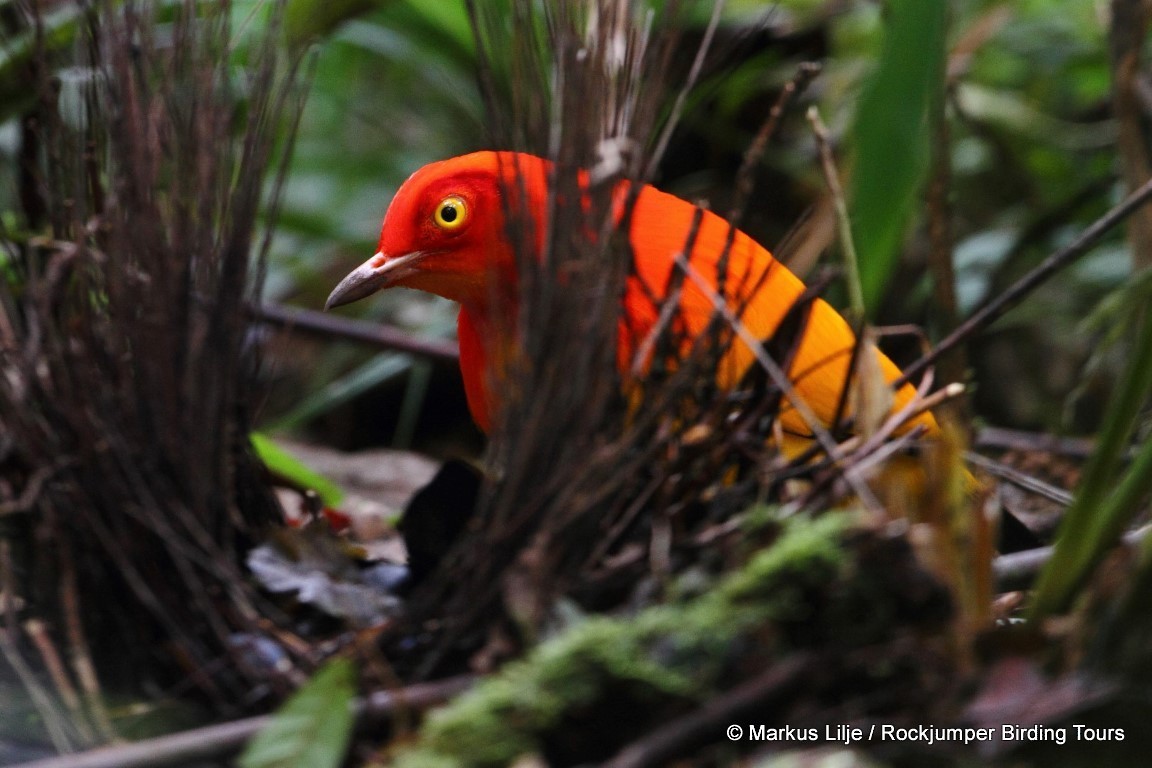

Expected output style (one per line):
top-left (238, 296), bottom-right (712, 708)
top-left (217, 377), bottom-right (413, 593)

top-left (441, 204), bottom-right (458, 223)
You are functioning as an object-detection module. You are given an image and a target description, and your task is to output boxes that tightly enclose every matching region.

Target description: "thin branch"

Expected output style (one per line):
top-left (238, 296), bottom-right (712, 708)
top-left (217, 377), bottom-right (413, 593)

top-left (1, 544), bottom-right (78, 755)
top-left (22, 619), bottom-right (94, 744)
top-left (964, 452), bottom-right (1074, 507)
top-left (0, 465), bottom-right (55, 516)
top-left (250, 302), bottom-right (459, 363)
top-left (60, 548), bottom-right (118, 742)
top-left (896, 173), bottom-right (1152, 388)
top-left (726, 61), bottom-right (822, 226)
top-left (673, 252), bottom-right (881, 510)
top-left (843, 382), bottom-right (966, 484)
top-left (925, 62), bottom-right (966, 402)
top-left (7, 675), bottom-right (475, 768)
top-left (974, 426), bottom-right (1098, 458)
top-left (994, 525), bottom-right (1151, 592)
top-left (1110, 0), bottom-right (1152, 271)
top-left (602, 655), bottom-right (813, 768)
top-left (807, 107), bottom-right (865, 319)
top-left (643, 0), bottom-right (725, 180)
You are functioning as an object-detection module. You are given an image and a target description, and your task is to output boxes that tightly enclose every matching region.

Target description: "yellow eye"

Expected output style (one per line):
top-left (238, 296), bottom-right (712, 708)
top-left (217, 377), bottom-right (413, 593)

top-left (433, 195), bottom-right (468, 230)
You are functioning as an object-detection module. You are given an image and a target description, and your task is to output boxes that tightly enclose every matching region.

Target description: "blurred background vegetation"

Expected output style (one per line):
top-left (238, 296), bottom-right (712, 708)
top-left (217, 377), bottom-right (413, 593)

top-left (203, 0), bottom-right (1124, 457)
top-left (0, 0), bottom-right (1122, 452)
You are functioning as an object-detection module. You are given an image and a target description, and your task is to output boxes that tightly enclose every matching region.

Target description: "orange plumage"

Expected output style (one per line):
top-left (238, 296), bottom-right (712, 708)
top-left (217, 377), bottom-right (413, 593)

top-left (326, 151), bottom-right (937, 445)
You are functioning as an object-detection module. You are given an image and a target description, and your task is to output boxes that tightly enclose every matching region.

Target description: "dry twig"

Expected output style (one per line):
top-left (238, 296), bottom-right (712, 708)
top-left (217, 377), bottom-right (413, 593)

top-left (897, 174), bottom-right (1152, 387)
top-left (6, 676), bottom-right (474, 768)
top-left (602, 655), bottom-right (814, 768)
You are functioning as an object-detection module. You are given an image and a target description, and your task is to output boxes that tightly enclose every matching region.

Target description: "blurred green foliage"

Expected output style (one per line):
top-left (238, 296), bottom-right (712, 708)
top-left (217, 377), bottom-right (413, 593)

top-left (270, 0), bottom-right (479, 280)
top-left (251, 432), bottom-right (345, 506)
top-left (238, 657), bottom-right (356, 768)
top-left (848, 0), bottom-right (946, 314)
top-left (1031, 303), bottom-right (1152, 619)
top-left (0, 0), bottom-right (1139, 439)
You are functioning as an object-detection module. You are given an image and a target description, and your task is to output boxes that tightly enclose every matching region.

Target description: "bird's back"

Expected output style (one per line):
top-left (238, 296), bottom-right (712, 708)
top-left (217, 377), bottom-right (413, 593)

top-left (618, 182), bottom-right (937, 443)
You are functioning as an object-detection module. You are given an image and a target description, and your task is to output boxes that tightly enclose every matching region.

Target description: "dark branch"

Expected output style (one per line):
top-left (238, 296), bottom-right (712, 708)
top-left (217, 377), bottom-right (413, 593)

top-left (897, 174), bottom-right (1152, 388)
top-left (250, 302), bottom-right (459, 363)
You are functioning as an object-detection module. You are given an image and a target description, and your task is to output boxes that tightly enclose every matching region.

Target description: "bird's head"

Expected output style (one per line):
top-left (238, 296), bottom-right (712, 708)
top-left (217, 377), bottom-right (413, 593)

top-left (325, 151), bottom-right (548, 311)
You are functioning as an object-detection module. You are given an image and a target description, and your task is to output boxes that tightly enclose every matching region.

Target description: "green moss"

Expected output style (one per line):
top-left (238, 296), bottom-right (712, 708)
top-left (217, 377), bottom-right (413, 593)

top-left (394, 514), bottom-right (849, 768)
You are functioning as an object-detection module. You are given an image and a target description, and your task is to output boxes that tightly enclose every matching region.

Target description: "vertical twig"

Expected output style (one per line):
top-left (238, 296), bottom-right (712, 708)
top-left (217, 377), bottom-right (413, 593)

top-left (643, 0), bottom-right (725, 180)
top-left (23, 619), bottom-right (95, 744)
top-left (1, 542), bottom-right (78, 754)
top-left (726, 62), bottom-right (822, 227)
top-left (807, 107), bottom-right (865, 320)
top-left (60, 546), bottom-right (118, 741)
top-left (925, 34), bottom-right (966, 419)
top-left (1110, 0), bottom-right (1152, 271)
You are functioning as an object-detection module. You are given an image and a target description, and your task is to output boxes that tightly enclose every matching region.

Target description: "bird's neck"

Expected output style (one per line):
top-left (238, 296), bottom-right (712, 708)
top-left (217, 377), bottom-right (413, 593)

top-left (458, 292), bottom-right (517, 347)
top-left (456, 296), bottom-right (520, 433)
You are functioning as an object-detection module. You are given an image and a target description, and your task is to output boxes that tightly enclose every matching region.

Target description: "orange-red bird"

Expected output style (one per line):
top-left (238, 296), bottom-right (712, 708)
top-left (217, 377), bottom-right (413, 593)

top-left (326, 151), bottom-right (937, 446)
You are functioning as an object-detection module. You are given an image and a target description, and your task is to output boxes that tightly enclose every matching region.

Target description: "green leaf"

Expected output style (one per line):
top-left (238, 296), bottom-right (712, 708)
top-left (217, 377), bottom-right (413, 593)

top-left (848, 0), bottom-right (947, 314)
top-left (250, 432), bottom-right (345, 507)
top-left (238, 658), bottom-right (357, 768)
top-left (1030, 301), bottom-right (1152, 619)
top-left (269, 352), bottom-right (414, 431)
top-left (282, 0), bottom-right (385, 51)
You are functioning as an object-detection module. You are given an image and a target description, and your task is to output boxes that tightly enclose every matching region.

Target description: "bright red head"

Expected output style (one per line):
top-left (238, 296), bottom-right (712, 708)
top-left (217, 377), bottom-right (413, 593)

top-left (325, 151), bottom-right (549, 312)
